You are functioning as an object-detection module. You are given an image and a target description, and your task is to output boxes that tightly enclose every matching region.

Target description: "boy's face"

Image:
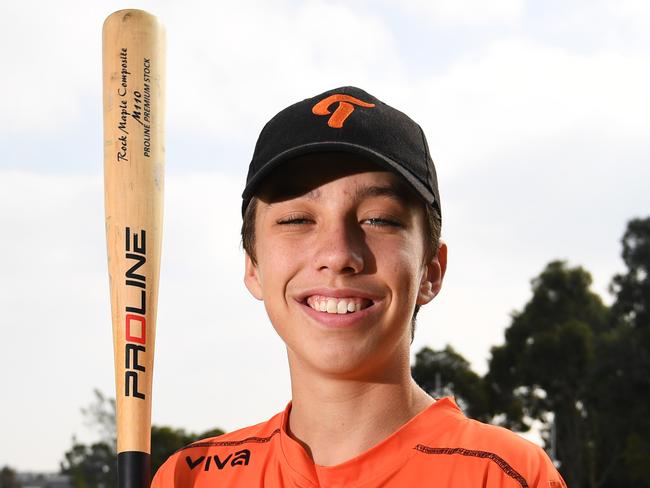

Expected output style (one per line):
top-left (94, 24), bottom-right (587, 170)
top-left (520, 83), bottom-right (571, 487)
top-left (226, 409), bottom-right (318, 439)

top-left (244, 153), bottom-right (446, 379)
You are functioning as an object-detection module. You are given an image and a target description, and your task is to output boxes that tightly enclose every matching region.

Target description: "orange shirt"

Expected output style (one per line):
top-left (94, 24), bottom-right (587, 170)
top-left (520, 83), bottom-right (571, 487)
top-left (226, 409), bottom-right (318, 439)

top-left (152, 397), bottom-right (566, 487)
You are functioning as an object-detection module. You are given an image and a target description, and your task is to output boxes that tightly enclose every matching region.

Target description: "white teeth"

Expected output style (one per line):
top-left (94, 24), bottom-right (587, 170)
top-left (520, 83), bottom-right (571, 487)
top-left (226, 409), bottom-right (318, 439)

top-left (307, 295), bottom-right (371, 314)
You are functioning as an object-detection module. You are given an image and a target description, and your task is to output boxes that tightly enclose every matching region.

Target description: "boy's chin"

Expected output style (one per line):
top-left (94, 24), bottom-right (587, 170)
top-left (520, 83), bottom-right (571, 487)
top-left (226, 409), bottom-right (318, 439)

top-left (289, 341), bottom-right (400, 380)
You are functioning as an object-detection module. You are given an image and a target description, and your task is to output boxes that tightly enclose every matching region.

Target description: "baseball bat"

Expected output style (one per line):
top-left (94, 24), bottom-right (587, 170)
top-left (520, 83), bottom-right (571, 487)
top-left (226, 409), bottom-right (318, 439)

top-left (102, 9), bottom-right (165, 488)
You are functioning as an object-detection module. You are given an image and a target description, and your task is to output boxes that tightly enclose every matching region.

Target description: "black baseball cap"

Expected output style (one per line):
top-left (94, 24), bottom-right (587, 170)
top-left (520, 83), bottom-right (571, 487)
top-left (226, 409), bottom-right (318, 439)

top-left (242, 86), bottom-right (440, 217)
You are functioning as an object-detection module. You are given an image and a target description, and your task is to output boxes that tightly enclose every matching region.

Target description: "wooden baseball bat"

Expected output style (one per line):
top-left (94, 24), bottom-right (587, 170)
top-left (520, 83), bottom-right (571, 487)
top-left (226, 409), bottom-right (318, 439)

top-left (102, 9), bottom-right (165, 488)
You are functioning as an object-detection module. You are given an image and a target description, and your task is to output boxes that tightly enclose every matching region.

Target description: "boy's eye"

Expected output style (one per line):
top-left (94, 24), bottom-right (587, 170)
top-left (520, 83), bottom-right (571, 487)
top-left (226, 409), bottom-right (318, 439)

top-left (277, 215), bottom-right (313, 225)
top-left (276, 215), bottom-right (403, 227)
top-left (362, 217), bottom-right (402, 227)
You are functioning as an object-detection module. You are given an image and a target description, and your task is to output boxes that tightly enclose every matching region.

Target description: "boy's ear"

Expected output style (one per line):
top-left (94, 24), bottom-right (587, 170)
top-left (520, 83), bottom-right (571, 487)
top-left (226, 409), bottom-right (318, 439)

top-left (416, 241), bottom-right (447, 305)
top-left (244, 253), bottom-right (264, 300)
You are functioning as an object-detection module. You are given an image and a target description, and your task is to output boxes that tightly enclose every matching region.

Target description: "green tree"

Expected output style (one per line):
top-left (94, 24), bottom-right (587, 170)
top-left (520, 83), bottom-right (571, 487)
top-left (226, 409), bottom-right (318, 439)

top-left (611, 217), bottom-right (650, 330)
top-left (587, 217), bottom-right (650, 487)
top-left (0, 466), bottom-right (21, 488)
top-left (61, 439), bottom-right (115, 488)
top-left (60, 391), bottom-right (224, 486)
top-left (412, 345), bottom-right (489, 421)
top-left (150, 425), bottom-right (224, 474)
top-left (485, 260), bottom-right (609, 487)
top-left (81, 389), bottom-right (116, 447)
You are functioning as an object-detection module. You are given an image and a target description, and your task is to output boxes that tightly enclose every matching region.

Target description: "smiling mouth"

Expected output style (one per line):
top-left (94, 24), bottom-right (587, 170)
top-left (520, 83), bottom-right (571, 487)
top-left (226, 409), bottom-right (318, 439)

top-left (305, 295), bottom-right (374, 314)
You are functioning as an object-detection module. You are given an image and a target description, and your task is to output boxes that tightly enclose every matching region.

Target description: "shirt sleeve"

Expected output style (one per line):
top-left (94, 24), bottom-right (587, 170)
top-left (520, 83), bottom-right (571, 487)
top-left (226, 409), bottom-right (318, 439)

top-left (529, 447), bottom-right (567, 488)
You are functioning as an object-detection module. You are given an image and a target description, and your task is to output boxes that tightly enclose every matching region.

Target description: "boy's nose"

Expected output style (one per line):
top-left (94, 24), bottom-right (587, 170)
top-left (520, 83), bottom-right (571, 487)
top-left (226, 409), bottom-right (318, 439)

top-left (313, 221), bottom-right (364, 276)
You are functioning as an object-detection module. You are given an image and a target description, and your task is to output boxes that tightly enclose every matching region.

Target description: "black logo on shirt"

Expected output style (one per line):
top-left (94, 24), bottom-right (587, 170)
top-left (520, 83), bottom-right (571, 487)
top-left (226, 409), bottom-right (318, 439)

top-left (186, 450), bottom-right (251, 471)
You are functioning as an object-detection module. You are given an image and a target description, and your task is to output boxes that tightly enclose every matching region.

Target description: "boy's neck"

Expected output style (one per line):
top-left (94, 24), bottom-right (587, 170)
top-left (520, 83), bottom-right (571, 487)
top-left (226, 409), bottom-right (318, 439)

top-left (286, 357), bottom-right (434, 466)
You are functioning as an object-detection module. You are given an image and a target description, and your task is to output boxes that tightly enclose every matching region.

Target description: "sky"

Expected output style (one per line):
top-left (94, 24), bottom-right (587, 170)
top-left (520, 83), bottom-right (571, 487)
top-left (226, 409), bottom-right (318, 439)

top-left (1, 0), bottom-right (649, 473)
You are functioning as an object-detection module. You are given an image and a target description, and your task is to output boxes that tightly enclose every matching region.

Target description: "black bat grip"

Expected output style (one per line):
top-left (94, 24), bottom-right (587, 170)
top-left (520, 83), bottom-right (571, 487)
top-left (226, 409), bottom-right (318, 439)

top-left (118, 451), bottom-right (151, 488)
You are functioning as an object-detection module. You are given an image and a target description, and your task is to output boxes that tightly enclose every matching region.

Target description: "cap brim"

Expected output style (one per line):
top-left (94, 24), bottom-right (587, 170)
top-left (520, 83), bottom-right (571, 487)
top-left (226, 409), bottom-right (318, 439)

top-left (241, 142), bottom-right (437, 214)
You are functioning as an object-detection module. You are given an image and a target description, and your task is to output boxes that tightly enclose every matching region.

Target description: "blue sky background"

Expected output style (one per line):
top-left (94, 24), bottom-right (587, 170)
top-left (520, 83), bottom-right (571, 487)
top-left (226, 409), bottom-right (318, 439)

top-left (1, 0), bottom-right (648, 472)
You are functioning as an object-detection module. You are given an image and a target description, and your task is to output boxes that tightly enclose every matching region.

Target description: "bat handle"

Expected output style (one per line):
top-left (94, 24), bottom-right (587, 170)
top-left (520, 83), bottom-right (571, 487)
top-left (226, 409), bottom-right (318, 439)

top-left (118, 451), bottom-right (152, 488)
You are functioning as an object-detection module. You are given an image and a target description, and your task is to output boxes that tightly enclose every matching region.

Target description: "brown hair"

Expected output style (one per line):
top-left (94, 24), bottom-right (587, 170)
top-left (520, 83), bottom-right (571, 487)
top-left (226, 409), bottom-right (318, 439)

top-left (241, 197), bottom-right (441, 340)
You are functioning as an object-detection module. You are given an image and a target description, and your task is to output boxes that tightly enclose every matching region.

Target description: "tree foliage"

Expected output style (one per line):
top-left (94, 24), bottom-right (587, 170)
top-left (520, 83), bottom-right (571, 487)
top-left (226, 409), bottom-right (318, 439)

top-left (81, 389), bottom-right (116, 447)
top-left (587, 217), bottom-right (650, 487)
top-left (412, 345), bottom-right (489, 421)
top-left (61, 439), bottom-right (115, 488)
top-left (0, 466), bottom-right (21, 488)
top-left (479, 218), bottom-right (650, 487)
top-left (484, 261), bottom-right (608, 487)
top-left (150, 425), bottom-right (225, 474)
top-left (611, 217), bottom-right (650, 330)
top-left (411, 218), bottom-right (650, 487)
top-left (60, 391), bottom-right (224, 487)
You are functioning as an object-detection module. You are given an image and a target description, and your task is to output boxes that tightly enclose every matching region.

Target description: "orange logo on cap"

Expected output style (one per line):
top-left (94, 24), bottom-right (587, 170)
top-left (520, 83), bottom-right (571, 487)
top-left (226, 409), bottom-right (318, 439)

top-left (312, 94), bottom-right (375, 128)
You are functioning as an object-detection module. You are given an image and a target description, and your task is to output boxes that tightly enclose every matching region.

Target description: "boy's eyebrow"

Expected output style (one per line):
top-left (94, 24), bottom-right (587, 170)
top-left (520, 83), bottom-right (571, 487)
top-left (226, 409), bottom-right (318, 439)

top-left (265, 181), bottom-right (412, 204)
top-left (354, 184), bottom-right (407, 202)
top-left (266, 186), bottom-right (321, 202)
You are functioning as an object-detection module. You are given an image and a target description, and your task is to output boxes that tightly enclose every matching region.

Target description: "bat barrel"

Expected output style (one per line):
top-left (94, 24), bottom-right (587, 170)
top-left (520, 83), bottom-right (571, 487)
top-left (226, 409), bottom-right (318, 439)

top-left (103, 9), bottom-right (166, 487)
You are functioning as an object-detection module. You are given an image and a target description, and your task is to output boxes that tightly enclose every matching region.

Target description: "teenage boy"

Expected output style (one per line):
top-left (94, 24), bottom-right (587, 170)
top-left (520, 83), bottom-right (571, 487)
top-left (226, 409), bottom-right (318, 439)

top-left (152, 87), bottom-right (567, 487)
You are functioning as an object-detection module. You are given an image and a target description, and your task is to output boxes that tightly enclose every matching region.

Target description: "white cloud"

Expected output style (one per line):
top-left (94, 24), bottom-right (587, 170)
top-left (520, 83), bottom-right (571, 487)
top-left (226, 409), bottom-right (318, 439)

top-left (0, 0), bottom-right (402, 137)
top-left (0, 171), bottom-right (111, 470)
top-left (0, 0), bottom-right (174, 134)
top-left (405, 39), bottom-right (650, 177)
top-left (0, 1), bottom-right (97, 134)
top-left (163, 0), bottom-right (402, 139)
top-left (2, 0), bottom-right (648, 149)
top-left (617, 0), bottom-right (650, 21)
top-left (396, 0), bottom-right (524, 24)
top-left (554, 0), bottom-right (650, 48)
